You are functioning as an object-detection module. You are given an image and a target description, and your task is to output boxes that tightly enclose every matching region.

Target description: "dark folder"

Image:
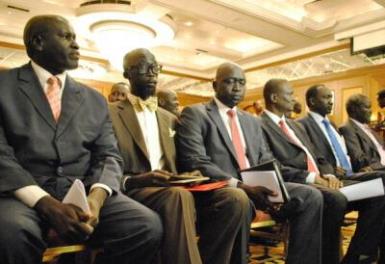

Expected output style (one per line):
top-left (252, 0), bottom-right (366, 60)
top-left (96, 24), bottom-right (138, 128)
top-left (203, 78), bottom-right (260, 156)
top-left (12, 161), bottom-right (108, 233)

top-left (240, 159), bottom-right (290, 203)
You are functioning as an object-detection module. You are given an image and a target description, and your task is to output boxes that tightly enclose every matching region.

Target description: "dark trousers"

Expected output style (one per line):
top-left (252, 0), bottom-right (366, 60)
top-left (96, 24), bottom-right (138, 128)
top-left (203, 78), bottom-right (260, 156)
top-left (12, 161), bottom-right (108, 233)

top-left (0, 192), bottom-right (162, 264)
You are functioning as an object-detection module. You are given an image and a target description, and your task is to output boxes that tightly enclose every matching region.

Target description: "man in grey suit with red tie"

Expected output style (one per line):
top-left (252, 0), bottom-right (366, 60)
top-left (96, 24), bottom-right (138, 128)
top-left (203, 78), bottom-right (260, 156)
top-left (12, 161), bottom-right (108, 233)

top-left (176, 62), bottom-right (323, 264)
top-left (0, 15), bottom-right (162, 264)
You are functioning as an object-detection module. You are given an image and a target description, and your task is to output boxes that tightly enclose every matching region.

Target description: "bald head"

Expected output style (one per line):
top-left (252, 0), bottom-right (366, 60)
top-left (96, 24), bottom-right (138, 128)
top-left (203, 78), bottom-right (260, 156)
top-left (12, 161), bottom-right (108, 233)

top-left (263, 78), bottom-right (294, 116)
top-left (122, 48), bottom-right (159, 100)
top-left (157, 89), bottom-right (180, 116)
top-left (213, 62), bottom-right (246, 108)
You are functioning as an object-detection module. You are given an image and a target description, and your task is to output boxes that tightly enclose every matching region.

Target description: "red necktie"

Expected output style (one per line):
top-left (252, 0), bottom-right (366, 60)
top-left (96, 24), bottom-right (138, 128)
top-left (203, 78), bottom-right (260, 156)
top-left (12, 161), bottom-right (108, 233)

top-left (227, 110), bottom-right (247, 169)
top-left (279, 120), bottom-right (318, 173)
top-left (46, 76), bottom-right (61, 122)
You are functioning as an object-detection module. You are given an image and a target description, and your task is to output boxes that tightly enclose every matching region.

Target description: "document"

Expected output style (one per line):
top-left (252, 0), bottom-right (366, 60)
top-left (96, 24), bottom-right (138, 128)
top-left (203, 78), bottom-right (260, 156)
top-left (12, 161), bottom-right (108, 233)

top-left (240, 159), bottom-right (290, 203)
top-left (241, 170), bottom-right (284, 203)
top-left (339, 177), bottom-right (385, 202)
top-left (184, 180), bottom-right (228, 192)
top-left (62, 179), bottom-right (91, 214)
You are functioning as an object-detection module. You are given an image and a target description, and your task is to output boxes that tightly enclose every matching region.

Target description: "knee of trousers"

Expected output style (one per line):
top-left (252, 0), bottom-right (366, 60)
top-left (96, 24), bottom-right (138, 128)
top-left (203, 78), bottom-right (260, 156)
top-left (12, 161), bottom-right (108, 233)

top-left (131, 209), bottom-right (163, 246)
top-left (301, 186), bottom-right (324, 210)
top-left (219, 188), bottom-right (251, 216)
top-left (323, 191), bottom-right (348, 217)
top-left (158, 187), bottom-right (195, 213)
top-left (0, 213), bottom-right (44, 252)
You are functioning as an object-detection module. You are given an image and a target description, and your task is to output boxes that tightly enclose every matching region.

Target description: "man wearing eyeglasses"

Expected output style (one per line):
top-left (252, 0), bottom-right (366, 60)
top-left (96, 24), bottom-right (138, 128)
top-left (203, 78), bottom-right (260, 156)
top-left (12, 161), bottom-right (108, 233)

top-left (109, 49), bottom-right (248, 264)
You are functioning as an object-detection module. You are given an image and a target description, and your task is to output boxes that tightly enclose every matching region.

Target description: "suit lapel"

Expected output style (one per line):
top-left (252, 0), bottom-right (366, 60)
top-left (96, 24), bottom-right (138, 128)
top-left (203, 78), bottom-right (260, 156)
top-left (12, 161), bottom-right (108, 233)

top-left (18, 64), bottom-right (56, 130)
top-left (261, 112), bottom-right (301, 149)
top-left (118, 100), bottom-right (150, 160)
top-left (56, 77), bottom-right (84, 137)
top-left (307, 114), bottom-right (334, 154)
top-left (206, 100), bottom-right (238, 162)
top-left (156, 111), bottom-right (176, 172)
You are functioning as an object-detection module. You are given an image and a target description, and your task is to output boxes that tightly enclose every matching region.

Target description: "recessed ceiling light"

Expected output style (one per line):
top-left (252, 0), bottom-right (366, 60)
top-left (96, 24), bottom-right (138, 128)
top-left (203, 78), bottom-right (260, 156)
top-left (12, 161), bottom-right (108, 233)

top-left (184, 21), bottom-right (194, 27)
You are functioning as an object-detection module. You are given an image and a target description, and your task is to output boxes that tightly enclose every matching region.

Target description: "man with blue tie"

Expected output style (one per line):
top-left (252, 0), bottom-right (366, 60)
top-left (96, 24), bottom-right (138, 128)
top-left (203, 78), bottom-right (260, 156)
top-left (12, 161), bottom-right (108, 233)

top-left (299, 84), bottom-right (385, 264)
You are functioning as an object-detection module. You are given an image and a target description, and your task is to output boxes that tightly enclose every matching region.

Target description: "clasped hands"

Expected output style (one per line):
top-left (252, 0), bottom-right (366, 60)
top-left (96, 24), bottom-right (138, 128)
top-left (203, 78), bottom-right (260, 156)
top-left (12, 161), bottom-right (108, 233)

top-left (34, 187), bottom-right (107, 243)
top-left (315, 173), bottom-right (343, 189)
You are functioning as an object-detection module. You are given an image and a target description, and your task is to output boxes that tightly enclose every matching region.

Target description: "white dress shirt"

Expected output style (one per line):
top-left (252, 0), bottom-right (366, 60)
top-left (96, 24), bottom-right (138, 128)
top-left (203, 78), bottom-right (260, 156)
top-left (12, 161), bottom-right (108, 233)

top-left (309, 111), bottom-right (352, 168)
top-left (214, 98), bottom-right (250, 187)
top-left (264, 110), bottom-right (317, 183)
top-left (14, 61), bottom-right (111, 208)
top-left (128, 94), bottom-right (165, 171)
top-left (351, 118), bottom-right (385, 165)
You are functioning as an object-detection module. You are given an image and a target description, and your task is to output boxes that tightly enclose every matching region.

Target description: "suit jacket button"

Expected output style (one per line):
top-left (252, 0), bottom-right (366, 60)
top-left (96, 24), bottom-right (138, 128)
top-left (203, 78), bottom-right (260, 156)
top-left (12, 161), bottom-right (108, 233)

top-left (57, 166), bottom-right (63, 175)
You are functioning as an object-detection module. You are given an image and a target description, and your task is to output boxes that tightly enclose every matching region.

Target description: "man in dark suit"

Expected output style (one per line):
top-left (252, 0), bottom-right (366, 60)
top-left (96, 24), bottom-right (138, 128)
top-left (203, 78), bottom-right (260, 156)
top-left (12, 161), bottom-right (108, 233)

top-left (176, 62), bottom-right (323, 264)
top-left (261, 79), bottom-right (385, 264)
top-left (0, 15), bottom-right (162, 264)
top-left (109, 48), bottom-right (248, 264)
top-left (340, 94), bottom-right (385, 172)
top-left (300, 84), bottom-right (385, 263)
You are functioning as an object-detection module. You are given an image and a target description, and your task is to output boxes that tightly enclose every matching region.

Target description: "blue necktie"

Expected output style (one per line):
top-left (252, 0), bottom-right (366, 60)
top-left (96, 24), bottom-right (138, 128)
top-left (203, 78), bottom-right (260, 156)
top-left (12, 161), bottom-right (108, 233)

top-left (322, 119), bottom-right (353, 176)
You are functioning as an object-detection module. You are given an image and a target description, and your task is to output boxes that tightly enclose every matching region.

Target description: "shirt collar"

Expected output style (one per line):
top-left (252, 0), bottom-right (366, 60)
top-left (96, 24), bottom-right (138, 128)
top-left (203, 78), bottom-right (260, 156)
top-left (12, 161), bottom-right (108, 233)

top-left (264, 109), bottom-right (285, 125)
top-left (309, 111), bottom-right (328, 124)
top-left (350, 118), bottom-right (368, 129)
top-left (31, 60), bottom-right (66, 90)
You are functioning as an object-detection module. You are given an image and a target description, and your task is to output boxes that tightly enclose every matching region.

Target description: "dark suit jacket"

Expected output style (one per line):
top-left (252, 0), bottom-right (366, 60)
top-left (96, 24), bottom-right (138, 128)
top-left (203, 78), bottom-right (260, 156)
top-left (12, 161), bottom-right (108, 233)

top-left (339, 119), bottom-right (384, 171)
top-left (109, 99), bottom-right (177, 175)
top-left (175, 100), bottom-right (276, 181)
top-left (260, 112), bottom-right (334, 184)
top-left (298, 114), bottom-right (340, 172)
top-left (0, 63), bottom-right (122, 197)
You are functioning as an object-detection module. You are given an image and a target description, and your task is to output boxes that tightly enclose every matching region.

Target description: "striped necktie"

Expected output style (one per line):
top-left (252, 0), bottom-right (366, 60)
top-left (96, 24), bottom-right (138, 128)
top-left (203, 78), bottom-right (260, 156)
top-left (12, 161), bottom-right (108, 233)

top-left (46, 76), bottom-right (61, 122)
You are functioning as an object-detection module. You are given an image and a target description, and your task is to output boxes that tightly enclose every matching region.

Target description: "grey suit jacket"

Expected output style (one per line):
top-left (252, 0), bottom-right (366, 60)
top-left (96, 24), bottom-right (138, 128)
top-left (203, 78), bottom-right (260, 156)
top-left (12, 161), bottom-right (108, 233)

top-left (109, 99), bottom-right (177, 175)
top-left (0, 63), bottom-right (123, 197)
top-left (175, 100), bottom-right (275, 181)
top-left (339, 119), bottom-right (384, 171)
top-left (260, 112), bottom-right (334, 183)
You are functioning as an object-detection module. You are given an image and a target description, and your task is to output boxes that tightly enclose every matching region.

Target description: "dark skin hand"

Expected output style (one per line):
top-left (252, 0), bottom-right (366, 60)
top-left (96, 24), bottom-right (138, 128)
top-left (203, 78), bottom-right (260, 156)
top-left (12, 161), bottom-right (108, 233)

top-left (127, 169), bottom-right (173, 188)
top-left (35, 196), bottom-right (93, 242)
top-left (237, 182), bottom-right (277, 211)
top-left (34, 187), bottom-right (108, 242)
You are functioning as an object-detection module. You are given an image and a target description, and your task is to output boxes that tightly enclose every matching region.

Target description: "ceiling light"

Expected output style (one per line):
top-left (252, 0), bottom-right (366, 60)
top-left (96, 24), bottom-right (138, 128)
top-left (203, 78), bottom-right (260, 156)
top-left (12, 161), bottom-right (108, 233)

top-left (76, 2), bottom-right (176, 71)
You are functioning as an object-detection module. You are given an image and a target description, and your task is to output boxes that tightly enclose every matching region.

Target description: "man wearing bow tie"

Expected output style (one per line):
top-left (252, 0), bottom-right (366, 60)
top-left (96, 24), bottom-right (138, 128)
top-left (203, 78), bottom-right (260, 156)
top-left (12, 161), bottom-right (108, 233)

top-left (109, 48), bottom-right (248, 264)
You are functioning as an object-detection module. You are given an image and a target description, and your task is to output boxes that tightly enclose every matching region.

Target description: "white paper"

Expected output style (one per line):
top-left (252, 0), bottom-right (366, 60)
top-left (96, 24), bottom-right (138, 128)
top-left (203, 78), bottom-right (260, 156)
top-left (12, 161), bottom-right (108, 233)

top-left (339, 177), bottom-right (384, 202)
top-left (62, 179), bottom-right (91, 213)
top-left (240, 170), bottom-right (283, 203)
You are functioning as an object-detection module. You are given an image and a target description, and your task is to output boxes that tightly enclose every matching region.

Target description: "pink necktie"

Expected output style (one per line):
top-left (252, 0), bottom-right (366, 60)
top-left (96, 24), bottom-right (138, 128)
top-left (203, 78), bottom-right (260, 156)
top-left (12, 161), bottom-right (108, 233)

top-left (46, 76), bottom-right (61, 122)
top-left (227, 110), bottom-right (247, 169)
top-left (279, 120), bottom-right (318, 173)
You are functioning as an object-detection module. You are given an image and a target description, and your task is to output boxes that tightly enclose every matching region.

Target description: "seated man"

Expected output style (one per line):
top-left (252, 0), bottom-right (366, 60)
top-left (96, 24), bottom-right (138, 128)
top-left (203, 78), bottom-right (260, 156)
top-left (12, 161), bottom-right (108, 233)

top-left (340, 94), bottom-right (385, 171)
top-left (109, 48), bottom-right (250, 264)
top-left (261, 79), bottom-right (385, 264)
top-left (176, 62), bottom-right (323, 264)
top-left (108, 82), bottom-right (130, 103)
top-left (0, 15), bottom-right (162, 264)
top-left (157, 88), bottom-right (180, 117)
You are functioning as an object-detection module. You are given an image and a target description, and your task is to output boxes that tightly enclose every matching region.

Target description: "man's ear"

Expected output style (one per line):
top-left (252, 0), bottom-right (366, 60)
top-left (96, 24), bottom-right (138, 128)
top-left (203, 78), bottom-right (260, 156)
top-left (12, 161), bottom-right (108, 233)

top-left (308, 97), bottom-right (315, 107)
top-left (31, 35), bottom-right (44, 52)
top-left (158, 97), bottom-right (165, 106)
top-left (123, 70), bottom-right (130, 80)
top-left (270, 93), bottom-right (278, 103)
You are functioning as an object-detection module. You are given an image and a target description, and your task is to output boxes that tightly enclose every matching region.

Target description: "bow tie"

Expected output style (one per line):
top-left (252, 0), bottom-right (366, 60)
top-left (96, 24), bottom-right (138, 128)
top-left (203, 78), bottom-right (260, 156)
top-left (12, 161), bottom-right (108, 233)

top-left (135, 96), bottom-right (158, 112)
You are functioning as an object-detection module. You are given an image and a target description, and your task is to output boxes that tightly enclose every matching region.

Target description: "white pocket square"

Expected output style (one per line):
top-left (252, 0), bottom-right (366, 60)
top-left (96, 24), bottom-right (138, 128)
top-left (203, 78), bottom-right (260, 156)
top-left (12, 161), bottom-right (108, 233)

top-left (169, 128), bottom-right (176, 137)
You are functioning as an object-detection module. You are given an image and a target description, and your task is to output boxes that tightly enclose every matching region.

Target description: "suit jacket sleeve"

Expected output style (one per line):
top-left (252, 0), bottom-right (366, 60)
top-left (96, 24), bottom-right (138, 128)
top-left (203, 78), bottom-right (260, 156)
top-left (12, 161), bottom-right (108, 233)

top-left (175, 106), bottom-right (234, 181)
top-left (339, 124), bottom-right (383, 171)
top-left (84, 99), bottom-right (124, 192)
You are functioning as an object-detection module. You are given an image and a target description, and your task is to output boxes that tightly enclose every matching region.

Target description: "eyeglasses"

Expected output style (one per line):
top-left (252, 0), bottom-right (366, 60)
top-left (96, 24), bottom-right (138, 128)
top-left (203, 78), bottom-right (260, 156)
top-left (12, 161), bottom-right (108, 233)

top-left (222, 78), bottom-right (246, 86)
top-left (130, 63), bottom-right (162, 74)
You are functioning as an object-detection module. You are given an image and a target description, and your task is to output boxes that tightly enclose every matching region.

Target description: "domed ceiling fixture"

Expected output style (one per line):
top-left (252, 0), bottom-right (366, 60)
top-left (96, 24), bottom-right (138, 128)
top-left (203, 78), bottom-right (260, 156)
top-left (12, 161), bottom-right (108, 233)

top-left (76, 0), bottom-right (176, 70)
